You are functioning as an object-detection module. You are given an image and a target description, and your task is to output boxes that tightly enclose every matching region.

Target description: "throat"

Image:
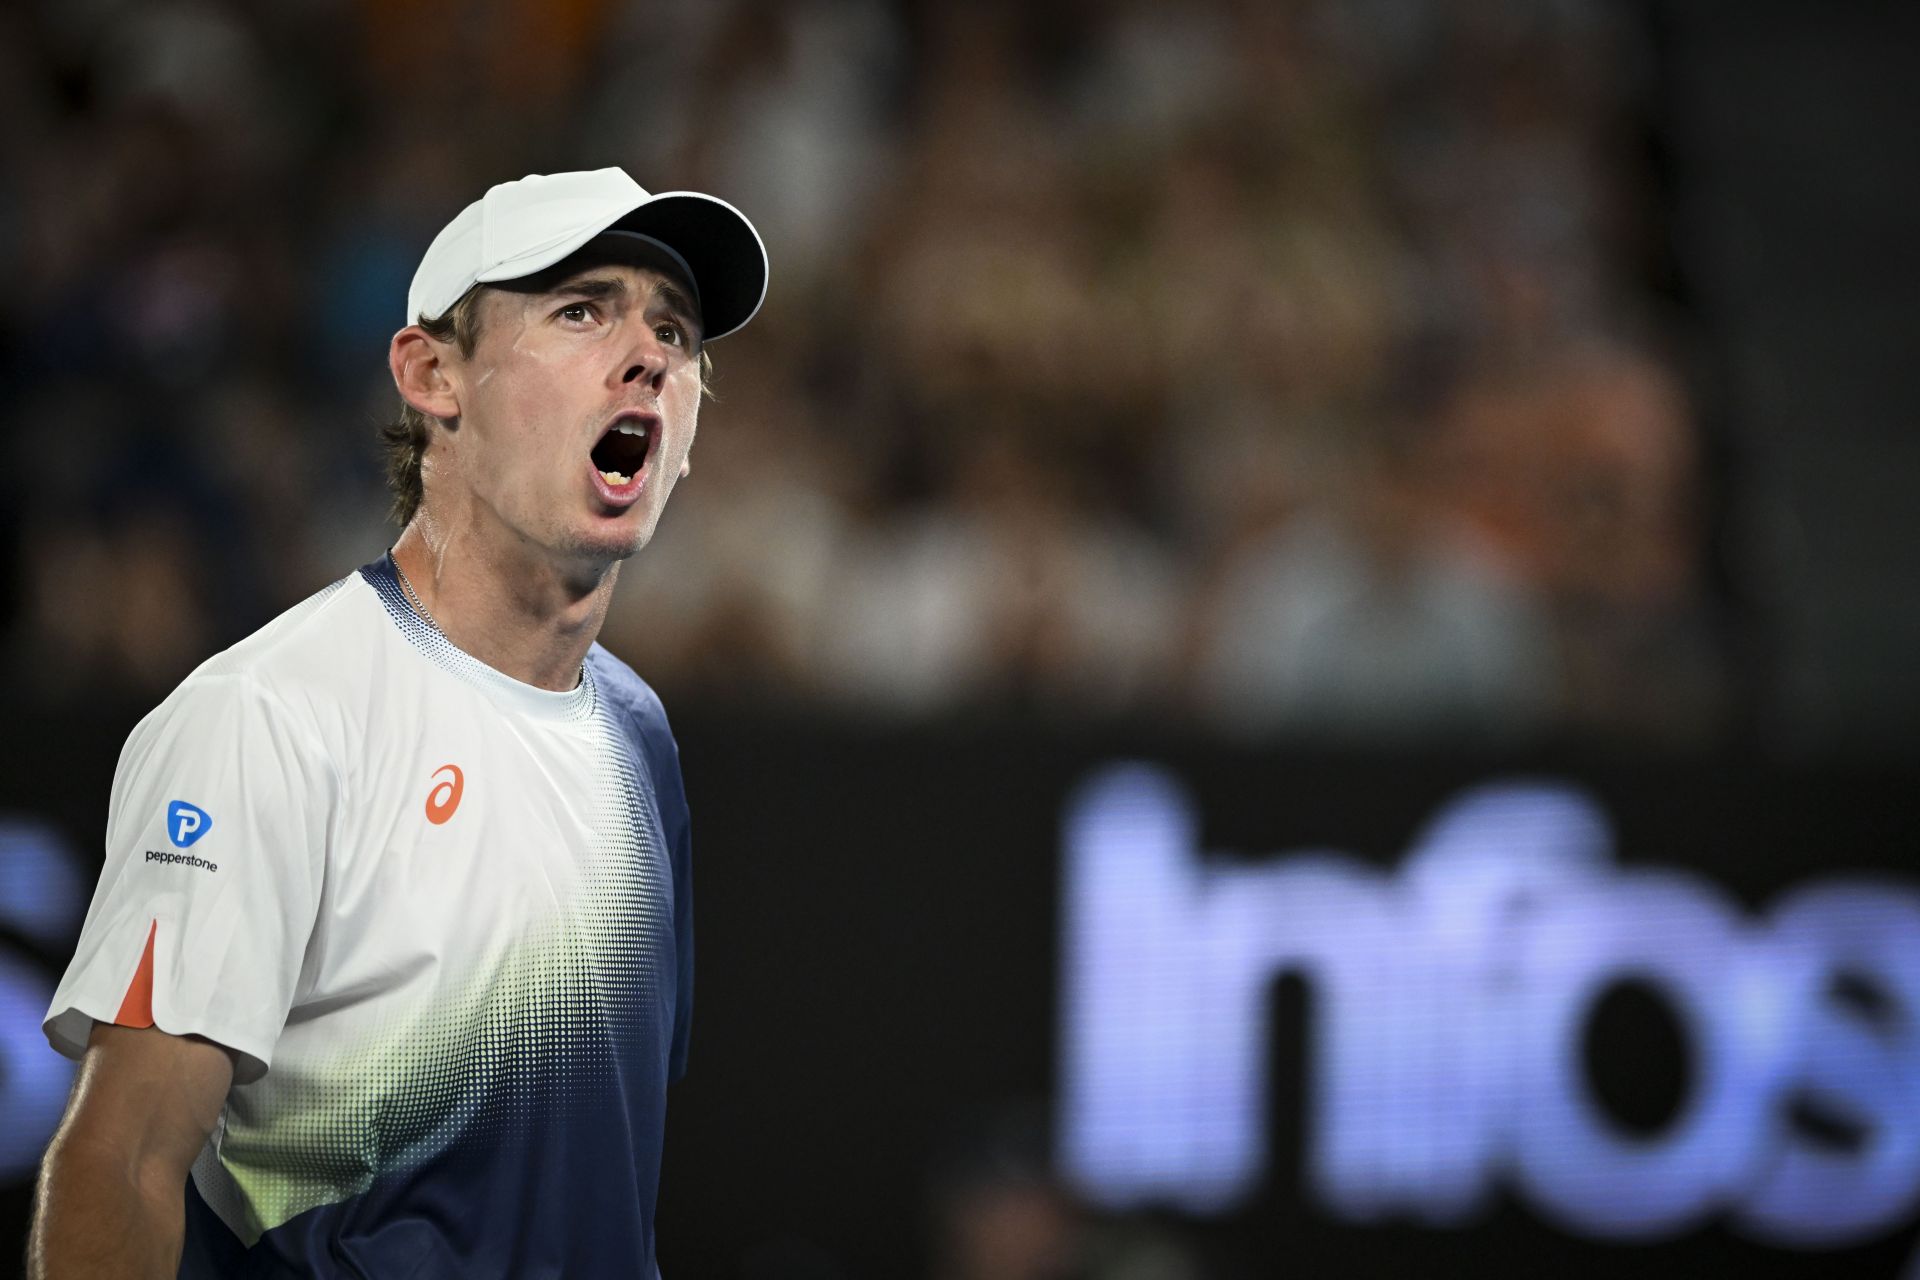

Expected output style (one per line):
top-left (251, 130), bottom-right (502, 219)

top-left (388, 535), bottom-right (617, 692)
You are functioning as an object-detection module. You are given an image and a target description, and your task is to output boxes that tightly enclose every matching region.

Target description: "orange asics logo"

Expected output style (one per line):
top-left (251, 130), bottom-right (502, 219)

top-left (425, 764), bottom-right (464, 825)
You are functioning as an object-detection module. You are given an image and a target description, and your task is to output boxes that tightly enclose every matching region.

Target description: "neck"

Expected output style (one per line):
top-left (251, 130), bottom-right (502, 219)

top-left (389, 518), bottom-right (616, 692)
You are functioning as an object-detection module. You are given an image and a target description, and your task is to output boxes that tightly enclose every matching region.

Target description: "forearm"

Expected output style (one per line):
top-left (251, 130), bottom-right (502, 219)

top-left (28, 1133), bottom-right (185, 1280)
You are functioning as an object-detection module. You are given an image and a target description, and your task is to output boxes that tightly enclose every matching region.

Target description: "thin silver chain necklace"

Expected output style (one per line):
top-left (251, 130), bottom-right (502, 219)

top-left (393, 560), bottom-right (444, 635)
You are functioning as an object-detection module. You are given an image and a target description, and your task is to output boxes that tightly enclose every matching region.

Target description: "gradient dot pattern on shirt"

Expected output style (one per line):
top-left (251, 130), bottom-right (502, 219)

top-left (188, 564), bottom-right (675, 1246)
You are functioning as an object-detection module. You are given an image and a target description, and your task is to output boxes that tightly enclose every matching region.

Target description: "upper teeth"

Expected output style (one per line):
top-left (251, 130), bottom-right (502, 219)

top-left (615, 423), bottom-right (646, 436)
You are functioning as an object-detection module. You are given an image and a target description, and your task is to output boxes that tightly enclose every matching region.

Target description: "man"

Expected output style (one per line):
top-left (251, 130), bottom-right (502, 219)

top-left (28, 167), bottom-right (767, 1277)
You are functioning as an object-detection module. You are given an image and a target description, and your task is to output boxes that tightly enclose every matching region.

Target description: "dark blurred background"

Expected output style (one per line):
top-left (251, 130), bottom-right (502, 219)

top-left (1, 0), bottom-right (1916, 1276)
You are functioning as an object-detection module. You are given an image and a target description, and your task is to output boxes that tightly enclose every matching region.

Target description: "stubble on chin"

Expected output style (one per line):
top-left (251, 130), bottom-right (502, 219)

top-left (555, 526), bottom-right (647, 569)
top-left (563, 505), bottom-right (657, 566)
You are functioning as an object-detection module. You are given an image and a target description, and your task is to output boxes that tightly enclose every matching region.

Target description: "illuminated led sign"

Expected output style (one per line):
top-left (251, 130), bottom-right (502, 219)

top-left (1058, 766), bottom-right (1920, 1247)
top-left (0, 820), bottom-right (85, 1176)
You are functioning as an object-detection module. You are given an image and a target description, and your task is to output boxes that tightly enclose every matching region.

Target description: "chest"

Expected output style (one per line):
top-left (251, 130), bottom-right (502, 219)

top-left (309, 700), bottom-right (673, 1001)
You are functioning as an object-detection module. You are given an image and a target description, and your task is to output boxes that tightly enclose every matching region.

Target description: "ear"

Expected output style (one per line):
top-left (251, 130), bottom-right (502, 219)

top-left (390, 326), bottom-right (462, 421)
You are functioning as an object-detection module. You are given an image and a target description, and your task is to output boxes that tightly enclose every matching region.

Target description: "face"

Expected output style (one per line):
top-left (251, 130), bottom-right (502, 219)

top-left (430, 257), bottom-right (704, 570)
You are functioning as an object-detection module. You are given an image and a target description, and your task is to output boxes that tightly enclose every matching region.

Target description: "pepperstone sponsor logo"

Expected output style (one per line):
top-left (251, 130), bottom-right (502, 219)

top-left (146, 849), bottom-right (218, 873)
top-left (167, 799), bottom-right (212, 848)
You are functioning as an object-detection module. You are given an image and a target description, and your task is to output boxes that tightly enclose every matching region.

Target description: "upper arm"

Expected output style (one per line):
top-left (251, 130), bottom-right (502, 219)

top-left (43, 671), bottom-right (334, 1081)
top-left (49, 1023), bottom-right (235, 1189)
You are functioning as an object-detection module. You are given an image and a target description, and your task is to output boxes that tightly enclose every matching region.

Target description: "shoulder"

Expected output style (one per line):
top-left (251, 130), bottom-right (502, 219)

top-left (584, 644), bottom-right (686, 795)
top-left (192, 572), bottom-right (367, 687)
top-left (585, 644), bottom-right (673, 737)
top-left (579, 644), bottom-right (672, 725)
top-left (127, 571), bottom-right (376, 763)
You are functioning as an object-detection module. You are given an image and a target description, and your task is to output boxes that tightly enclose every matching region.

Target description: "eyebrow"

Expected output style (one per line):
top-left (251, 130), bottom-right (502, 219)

top-left (654, 282), bottom-right (702, 336)
top-left (548, 275), bottom-right (703, 339)
top-left (547, 276), bottom-right (628, 304)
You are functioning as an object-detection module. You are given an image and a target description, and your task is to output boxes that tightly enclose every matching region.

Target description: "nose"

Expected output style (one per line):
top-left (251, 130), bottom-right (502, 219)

top-left (620, 331), bottom-right (669, 391)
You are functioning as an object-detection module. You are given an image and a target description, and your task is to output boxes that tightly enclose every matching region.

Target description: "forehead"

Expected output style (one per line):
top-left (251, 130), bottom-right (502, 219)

top-left (527, 234), bottom-right (698, 300)
top-left (496, 258), bottom-right (697, 311)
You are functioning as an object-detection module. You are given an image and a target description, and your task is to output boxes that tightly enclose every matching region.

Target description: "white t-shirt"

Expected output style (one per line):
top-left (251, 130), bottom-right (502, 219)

top-left (45, 555), bottom-right (694, 1277)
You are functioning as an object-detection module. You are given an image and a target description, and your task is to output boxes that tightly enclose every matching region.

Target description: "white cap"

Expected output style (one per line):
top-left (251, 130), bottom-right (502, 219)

top-left (405, 168), bottom-right (769, 341)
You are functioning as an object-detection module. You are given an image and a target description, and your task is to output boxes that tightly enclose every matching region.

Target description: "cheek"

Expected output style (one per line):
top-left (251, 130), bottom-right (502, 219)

top-left (474, 371), bottom-right (567, 451)
top-left (671, 408), bottom-right (700, 468)
top-left (665, 370), bottom-right (702, 451)
top-left (668, 361), bottom-right (702, 408)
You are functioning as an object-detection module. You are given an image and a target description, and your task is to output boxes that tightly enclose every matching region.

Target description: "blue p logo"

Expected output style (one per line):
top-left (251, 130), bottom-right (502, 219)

top-left (167, 801), bottom-right (212, 848)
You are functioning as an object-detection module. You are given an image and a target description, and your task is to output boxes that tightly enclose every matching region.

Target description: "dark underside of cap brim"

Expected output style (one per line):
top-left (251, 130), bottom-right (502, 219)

top-left (611, 196), bottom-right (766, 342)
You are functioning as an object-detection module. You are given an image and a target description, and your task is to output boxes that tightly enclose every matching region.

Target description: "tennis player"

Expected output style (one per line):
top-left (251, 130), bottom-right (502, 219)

top-left (28, 167), bottom-right (767, 1277)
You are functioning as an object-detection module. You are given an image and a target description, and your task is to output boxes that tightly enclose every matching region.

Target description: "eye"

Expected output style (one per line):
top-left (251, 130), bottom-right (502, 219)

top-left (654, 320), bottom-right (686, 347)
top-left (557, 302), bottom-right (597, 325)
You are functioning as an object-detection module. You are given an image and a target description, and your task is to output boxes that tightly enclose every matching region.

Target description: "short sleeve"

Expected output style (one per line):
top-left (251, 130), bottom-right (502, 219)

top-left (44, 671), bottom-right (334, 1083)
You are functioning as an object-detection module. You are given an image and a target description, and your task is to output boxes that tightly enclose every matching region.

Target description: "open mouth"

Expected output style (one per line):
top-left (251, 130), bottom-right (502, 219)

top-left (590, 416), bottom-right (656, 487)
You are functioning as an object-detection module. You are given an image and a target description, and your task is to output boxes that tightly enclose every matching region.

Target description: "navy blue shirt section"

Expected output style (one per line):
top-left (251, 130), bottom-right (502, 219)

top-left (587, 644), bottom-right (696, 1085)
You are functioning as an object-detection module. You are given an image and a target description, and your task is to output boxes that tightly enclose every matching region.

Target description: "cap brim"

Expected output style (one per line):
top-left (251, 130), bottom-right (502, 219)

top-left (607, 192), bottom-right (768, 342)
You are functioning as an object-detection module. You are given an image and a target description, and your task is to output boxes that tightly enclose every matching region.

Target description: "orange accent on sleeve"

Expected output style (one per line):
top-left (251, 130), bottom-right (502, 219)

top-left (113, 920), bottom-right (158, 1028)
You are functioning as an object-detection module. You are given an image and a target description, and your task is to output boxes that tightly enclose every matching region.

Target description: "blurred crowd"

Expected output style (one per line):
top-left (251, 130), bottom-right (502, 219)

top-left (0, 0), bottom-right (1735, 745)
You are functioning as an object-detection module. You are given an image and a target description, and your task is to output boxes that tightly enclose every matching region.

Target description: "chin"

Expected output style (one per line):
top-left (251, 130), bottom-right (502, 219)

top-left (568, 522), bottom-right (653, 564)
